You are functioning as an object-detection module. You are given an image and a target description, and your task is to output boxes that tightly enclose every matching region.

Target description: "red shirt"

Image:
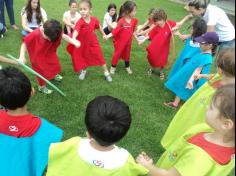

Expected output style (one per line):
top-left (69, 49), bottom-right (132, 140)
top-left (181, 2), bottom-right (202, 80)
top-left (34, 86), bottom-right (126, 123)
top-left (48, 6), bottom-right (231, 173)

top-left (0, 110), bottom-right (41, 137)
top-left (188, 133), bottom-right (235, 165)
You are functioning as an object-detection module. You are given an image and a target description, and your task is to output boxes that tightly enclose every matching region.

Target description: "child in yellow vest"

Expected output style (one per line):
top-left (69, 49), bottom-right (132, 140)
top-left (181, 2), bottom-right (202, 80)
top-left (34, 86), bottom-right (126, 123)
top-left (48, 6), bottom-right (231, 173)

top-left (162, 48), bottom-right (235, 149)
top-left (46, 96), bottom-right (148, 176)
top-left (137, 85), bottom-right (235, 176)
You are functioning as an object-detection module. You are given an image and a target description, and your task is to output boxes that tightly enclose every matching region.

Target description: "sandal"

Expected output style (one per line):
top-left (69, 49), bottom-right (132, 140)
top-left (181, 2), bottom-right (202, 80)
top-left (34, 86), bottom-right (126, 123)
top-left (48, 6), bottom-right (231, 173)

top-left (164, 102), bottom-right (178, 109)
top-left (160, 72), bottom-right (165, 80)
top-left (147, 69), bottom-right (153, 76)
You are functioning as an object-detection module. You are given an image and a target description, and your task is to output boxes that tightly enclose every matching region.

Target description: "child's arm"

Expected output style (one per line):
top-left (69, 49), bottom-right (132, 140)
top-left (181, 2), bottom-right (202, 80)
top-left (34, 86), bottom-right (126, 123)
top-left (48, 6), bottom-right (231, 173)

top-left (21, 14), bottom-right (34, 33)
top-left (186, 67), bottom-right (203, 89)
top-left (19, 43), bottom-right (27, 64)
top-left (137, 153), bottom-right (181, 176)
top-left (0, 55), bottom-right (18, 65)
top-left (136, 20), bottom-right (149, 34)
top-left (98, 25), bottom-right (107, 40)
top-left (172, 14), bottom-right (193, 31)
top-left (194, 73), bottom-right (214, 81)
top-left (62, 34), bottom-right (80, 48)
top-left (63, 16), bottom-right (75, 30)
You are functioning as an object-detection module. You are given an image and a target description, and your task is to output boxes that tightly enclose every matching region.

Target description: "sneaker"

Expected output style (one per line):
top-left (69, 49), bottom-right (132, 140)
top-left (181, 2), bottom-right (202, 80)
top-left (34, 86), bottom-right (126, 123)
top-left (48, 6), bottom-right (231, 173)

top-left (147, 68), bottom-right (153, 76)
top-left (38, 86), bottom-right (53, 94)
top-left (105, 74), bottom-right (112, 82)
top-left (54, 74), bottom-right (63, 82)
top-left (79, 70), bottom-right (87, 80)
top-left (110, 67), bottom-right (116, 74)
top-left (125, 67), bottom-right (133, 74)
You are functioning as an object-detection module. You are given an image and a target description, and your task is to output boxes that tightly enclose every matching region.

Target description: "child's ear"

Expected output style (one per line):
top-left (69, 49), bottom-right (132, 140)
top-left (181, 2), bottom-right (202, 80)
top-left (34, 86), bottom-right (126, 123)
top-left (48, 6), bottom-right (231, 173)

top-left (217, 67), bottom-right (223, 75)
top-left (222, 119), bottom-right (234, 130)
top-left (31, 87), bottom-right (35, 97)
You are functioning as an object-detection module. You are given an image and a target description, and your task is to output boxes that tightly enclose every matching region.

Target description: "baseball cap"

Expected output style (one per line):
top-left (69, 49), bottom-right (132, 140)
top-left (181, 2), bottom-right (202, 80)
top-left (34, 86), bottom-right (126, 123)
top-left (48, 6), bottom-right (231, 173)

top-left (195, 32), bottom-right (219, 44)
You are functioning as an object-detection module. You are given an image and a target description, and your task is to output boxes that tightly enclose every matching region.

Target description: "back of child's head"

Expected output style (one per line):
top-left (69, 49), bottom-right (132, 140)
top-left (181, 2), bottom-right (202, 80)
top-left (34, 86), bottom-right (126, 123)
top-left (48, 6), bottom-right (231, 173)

top-left (152, 9), bottom-right (167, 22)
top-left (69, 0), bottom-right (77, 6)
top-left (43, 19), bottom-right (62, 42)
top-left (118, 0), bottom-right (137, 21)
top-left (79, 0), bottom-right (92, 9)
top-left (211, 84), bottom-right (235, 137)
top-left (192, 18), bottom-right (207, 39)
top-left (0, 67), bottom-right (31, 110)
top-left (216, 48), bottom-right (235, 77)
top-left (85, 96), bottom-right (132, 147)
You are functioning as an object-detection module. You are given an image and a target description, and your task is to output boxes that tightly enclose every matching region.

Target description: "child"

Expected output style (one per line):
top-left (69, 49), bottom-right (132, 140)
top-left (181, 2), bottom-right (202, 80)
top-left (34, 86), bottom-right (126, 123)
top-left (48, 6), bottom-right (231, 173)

top-left (19, 19), bottom-right (80, 94)
top-left (21, 0), bottom-right (48, 37)
top-left (137, 84), bottom-right (235, 176)
top-left (0, 22), bottom-right (6, 38)
top-left (162, 48), bottom-right (235, 149)
top-left (106, 0), bottom-right (138, 75)
top-left (0, 67), bottom-right (63, 176)
top-left (46, 96), bottom-right (148, 175)
top-left (67, 0), bottom-right (112, 82)
top-left (139, 9), bottom-right (191, 79)
top-left (103, 3), bottom-right (117, 35)
top-left (136, 8), bottom-right (156, 38)
top-left (164, 32), bottom-right (219, 108)
top-left (168, 18), bottom-right (207, 80)
top-left (63, 0), bottom-right (81, 35)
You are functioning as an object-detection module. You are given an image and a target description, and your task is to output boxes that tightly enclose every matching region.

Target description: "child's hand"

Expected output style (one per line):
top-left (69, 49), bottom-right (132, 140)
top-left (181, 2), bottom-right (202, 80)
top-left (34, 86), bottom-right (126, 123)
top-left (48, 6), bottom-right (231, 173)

top-left (73, 40), bottom-right (81, 48)
top-left (186, 81), bottom-right (194, 90)
top-left (193, 73), bottom-right (203, 80)
top-left (136, 152), bottom-right (154, 167)
top-left (18, 56), bottom-right (26, 64)
top-left (103, 35), bottom-right (108, 41)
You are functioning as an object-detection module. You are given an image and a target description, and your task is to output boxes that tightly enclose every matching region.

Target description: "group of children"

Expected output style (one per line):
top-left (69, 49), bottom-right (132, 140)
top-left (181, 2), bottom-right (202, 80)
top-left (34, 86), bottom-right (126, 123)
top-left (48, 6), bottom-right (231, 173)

top-left (0, 0), bottom-right (235, 175)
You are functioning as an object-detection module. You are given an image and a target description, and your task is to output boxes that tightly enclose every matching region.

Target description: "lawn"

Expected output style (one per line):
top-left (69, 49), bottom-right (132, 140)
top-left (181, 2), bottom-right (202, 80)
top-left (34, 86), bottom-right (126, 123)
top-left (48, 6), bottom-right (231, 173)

top-left (0, 0), bottom-right (222, 171)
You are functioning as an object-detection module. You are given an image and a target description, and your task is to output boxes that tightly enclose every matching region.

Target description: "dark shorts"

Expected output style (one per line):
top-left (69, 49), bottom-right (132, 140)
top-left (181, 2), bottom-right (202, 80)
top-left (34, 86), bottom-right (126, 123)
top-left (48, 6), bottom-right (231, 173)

top-left (103, 27), bottom-right (111, 35)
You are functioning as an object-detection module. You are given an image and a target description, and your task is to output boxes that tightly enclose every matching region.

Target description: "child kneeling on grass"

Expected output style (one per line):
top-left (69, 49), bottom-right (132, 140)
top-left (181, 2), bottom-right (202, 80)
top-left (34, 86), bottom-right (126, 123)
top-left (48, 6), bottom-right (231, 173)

top-left (137, 84), bottom-right (235, 176)
top-left (46, 96), bottom-right (148, 176)
top-left (0, 67), bottom-right (63, 176)
top-left (19, 19), bottom-right (80, 94)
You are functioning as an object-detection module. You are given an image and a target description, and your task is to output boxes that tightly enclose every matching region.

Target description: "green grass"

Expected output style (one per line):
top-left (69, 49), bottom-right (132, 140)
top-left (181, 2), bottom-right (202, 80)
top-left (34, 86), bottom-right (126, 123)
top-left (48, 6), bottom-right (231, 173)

top-left (1, 0), bottom-right (226, 170)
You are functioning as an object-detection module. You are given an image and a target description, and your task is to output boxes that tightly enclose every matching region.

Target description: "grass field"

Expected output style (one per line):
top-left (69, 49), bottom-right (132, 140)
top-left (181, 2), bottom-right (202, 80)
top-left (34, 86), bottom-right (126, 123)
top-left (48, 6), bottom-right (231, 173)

top-left (1, 0), bottom-right (234, 174)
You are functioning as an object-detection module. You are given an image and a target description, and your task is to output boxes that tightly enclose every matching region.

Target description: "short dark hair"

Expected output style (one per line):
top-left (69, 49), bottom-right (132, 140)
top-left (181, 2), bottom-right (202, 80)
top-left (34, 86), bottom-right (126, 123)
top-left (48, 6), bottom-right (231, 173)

top-left (79, 0), bottom-right (92, 8)
top-left (192, 18), bottom-right (207, 39)
top-left (0, 67), bottom-right (32, 110)
top-left (43, 19), bottom-right (62, 42)
top-left (69, 0), bottom-right (77, 6)
top-left (188, 0), bottom-right (209, 10)
top-left (152, 9), bottom-right (167, 22)
top-left (85, 96), bottom-right (132, 147)
top-left (211, 84), bottom-right (235, 127)
top-left (216, 48), bottom-right (235, 77)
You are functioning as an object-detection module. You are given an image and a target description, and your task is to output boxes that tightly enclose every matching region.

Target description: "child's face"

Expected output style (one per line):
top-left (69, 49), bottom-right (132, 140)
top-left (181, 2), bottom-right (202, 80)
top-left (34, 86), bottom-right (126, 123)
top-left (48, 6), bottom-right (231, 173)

top-left (130, 7), bottom-right (137, 17)
top-left (109, 8), bottom-right (116, 17)
top-left (70, 3), bottom-right (78, 13)
top-left (31, 0), bottom-right (39, 10)
top-left (79, 2), bottom-right (91, 18)
top-left (156, 20), bottom-right (165, 27)
top-left (205, 102), bottom-right (222, 130)
top-left (200, 43), bottom-right (212, 51)
top-left (189, 6), bottom-right (204, 17)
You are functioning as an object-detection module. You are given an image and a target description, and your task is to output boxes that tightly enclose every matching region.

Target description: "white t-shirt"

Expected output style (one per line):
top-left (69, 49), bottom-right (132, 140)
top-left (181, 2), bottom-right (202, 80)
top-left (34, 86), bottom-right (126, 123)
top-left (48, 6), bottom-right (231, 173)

top-left (21, 7), bottom-right (47, 28)
top-left (103, 12), bottom-right (113, 29)
top-left (63, 11), bottom-right (81, 26)
top-left (203, 4), bottom-right (235, 42)
top-left (78, 139), bottom-right (129, 170)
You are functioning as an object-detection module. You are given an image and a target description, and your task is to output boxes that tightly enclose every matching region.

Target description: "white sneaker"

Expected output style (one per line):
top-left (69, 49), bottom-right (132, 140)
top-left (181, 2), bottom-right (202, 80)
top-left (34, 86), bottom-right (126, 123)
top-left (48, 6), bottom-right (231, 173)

top-left (105, 74), bottom-right (112, 82)
top-left (110, 67), bottom-right (116, 74)
top-left (79, 70), bottom-right (87, 80)
top-left (125, 67), bottom-right (133, 74)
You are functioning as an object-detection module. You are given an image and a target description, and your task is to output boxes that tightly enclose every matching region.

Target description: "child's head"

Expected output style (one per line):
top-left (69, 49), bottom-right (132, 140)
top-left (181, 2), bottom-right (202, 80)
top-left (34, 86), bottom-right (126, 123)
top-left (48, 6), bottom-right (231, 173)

top-left (69, 0), bottom-right (78, 13)
top-left (0, 67), bottom-right (32, 110)
top-left (206, 84), bottom-right (235, 141)
top-left (152, 9), bottom-right (167, 26)
top-left (118, 0), bottom-right (137, 21)
top-left (25, 0), bottom-right (42, 24)
top-left (43, 19), bottom-right (62, 42)
top-left (195, 32), bottom-right (219, 55)
top-left (85, 96), bottom-right (132, 147)
top-left (107, 3), bottom-right (117, 22)
top-left (148, 8), bottom-right (155, 19)
top-left (188, 0), bottom-right (209, 17)
top-left (216, 48), bottom-right (235, 78)
top-left (191, 18), bottom-right (207, 39)
top-left (79, 0), bottom-right (92, 18)
top-left (26, 0), bottom-right (40, 10)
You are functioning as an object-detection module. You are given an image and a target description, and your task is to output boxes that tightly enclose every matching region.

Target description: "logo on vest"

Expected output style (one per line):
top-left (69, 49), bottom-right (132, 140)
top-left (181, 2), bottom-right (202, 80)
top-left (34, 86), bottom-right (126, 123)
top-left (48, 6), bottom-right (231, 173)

top-left (93, 160), bottom-right (104, 168)
top-left (9, 126), bottom-right (19, 132)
